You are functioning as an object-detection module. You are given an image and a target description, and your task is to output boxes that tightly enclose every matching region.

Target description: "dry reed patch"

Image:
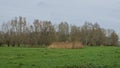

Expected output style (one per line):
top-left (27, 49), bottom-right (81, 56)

top-left (48, 42), bottom-right (83, 49)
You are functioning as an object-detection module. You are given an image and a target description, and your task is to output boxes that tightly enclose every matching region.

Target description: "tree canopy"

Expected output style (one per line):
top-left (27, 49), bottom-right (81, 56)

top-left (0, 17), bottom-right (119, 47)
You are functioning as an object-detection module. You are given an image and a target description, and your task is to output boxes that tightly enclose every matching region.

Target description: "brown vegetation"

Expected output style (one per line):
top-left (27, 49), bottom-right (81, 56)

top-left (0, 17), bottom-right (119, 47)
top-left (48, 41), bottom-right (84, 49)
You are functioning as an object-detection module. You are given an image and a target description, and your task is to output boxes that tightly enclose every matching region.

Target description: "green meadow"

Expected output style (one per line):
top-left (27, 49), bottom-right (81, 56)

top-left (0, 46), bottom-right (120, 68)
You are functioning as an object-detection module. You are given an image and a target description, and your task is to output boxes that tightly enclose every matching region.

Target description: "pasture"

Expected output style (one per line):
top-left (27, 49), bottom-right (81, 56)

top-left (0, 46), bottom-right (120, 68)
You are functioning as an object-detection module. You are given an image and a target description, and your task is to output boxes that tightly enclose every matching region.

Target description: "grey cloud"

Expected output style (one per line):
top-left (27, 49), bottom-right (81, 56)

top-left (0, 0), bottom-right (120, 36)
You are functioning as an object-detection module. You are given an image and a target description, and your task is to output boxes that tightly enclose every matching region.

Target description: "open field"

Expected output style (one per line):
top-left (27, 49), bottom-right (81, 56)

top-left (0, 46), bottom-right (120, 68)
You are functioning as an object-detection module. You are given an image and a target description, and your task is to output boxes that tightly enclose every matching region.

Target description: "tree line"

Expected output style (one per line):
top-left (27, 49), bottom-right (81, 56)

top-left (0, 17), bottom-right (119, 47)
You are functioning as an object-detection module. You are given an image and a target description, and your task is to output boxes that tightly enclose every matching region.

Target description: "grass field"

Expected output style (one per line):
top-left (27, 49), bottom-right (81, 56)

top-left (0, 46), bottom-right (120, 68)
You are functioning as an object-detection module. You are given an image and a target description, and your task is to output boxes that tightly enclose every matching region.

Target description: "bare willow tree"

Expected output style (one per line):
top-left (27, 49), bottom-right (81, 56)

top-left (80, 22), bottom-right (93, 45)
top-left (79, 22), bottom-right (117, 46)
top-left (105, 29), bottom-right (119, 46)
top-left (70, 25), bottom-right (80, 42)
top-left (39, 21), bottom-right (56, 46)
top-left (110, 31), bottom-right (119, 45)
top-left (2, 22), bottom-right (11, 47)
top-left (0, 31), bottom-right (4, 46)
top-left (58, 22), bottom-right (69, 42)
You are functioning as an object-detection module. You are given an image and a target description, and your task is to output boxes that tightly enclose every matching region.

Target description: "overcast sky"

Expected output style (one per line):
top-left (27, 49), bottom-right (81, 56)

top-left (0, 0), bottom-right (120, 35)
